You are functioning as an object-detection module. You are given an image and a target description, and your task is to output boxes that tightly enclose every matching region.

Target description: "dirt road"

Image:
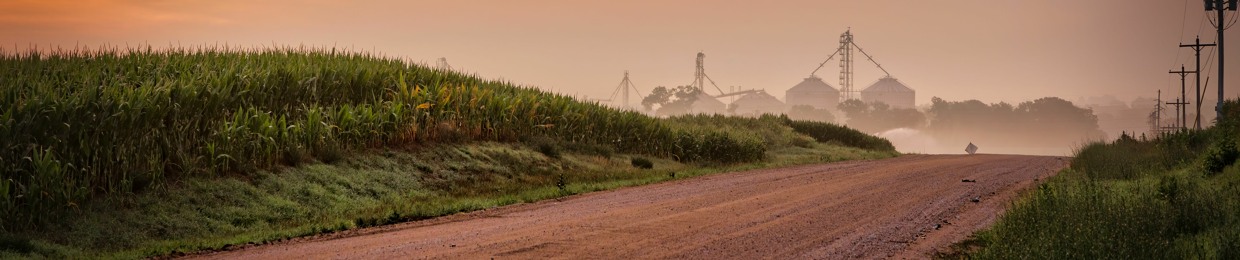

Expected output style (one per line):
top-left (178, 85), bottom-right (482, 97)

top-left (192, 154), bottom-right (1068, 259)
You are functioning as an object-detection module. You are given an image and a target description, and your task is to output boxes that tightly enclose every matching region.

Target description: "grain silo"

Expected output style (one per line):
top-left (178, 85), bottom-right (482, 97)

top-left (860, 76), bottom-right (915, 109)
top-left (784, 75), bottom-right (840, 110)
top-left (731, 91), bottom-right (785, 116)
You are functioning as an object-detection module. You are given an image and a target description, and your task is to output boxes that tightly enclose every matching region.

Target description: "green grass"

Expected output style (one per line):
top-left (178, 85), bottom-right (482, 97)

top-left (1, 141), bottom-right (891, 259)
top-left (0, 47), bottom-right (898, 258)
top-left (951, 100), bottom-right (1240, 259)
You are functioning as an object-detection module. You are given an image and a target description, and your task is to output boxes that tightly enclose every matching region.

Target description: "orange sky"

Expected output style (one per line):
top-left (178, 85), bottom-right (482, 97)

top-left (2, 0), bottom-right (1238, 109)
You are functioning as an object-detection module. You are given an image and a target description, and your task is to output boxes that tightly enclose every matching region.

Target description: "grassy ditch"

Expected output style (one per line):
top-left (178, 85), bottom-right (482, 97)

top-left (0, 141), bottom-right (892, 259)
top-left (0, 47), bottom-right (897, 258)
top-left (948, 100), bottom-right (1240, 259)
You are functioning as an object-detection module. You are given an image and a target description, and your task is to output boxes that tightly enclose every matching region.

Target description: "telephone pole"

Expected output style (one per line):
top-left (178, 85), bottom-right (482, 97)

top-left (1168, 98), bottom-right (1189, 131)
top-left (1180, 36), bottom-right (1215, 129)
top-left (1170, 65), bottom-right (1195, 131)
top-left (1207, 0), bottom-right (1237, 123)
top-left (1151, 90), bottom-right (1162, 135)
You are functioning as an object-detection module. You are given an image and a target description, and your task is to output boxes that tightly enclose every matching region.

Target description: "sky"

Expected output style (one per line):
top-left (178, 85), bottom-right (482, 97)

top-left (3, 0), bottom-right (1239, 110)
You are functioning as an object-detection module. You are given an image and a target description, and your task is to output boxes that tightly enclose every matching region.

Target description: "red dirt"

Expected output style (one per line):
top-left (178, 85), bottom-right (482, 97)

top-left (189, 154), bottom-right (1068, 259)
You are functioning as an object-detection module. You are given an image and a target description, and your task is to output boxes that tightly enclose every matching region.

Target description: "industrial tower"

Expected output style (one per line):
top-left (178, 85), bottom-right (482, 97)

top-left (694, 52), bottom-right (706, 91)
top-left (601, 70), bottom-right (643, 109)
top-left (839, 30), bottom-right (855, 101)
top-left (688, 52), bottom-right (726, 95)
top-left (810, 29), bottom-right (891, 102)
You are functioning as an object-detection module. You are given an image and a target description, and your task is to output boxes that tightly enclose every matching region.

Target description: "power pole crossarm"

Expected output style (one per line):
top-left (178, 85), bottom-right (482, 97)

top-left (1170, 65), bottom-right (1196, 131)
top-left (1179, 36), bottom-right (1215, 130)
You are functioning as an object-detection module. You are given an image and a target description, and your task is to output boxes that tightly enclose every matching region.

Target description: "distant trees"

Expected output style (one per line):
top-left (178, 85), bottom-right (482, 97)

top-left (925, 96), bottom-right (1105, 152)
top-left (836, 99), bottom-right (925, 133)
top-left (786, 105), bottom-right (835, 123)
top-left (642, 86), bottom-right (702, 116)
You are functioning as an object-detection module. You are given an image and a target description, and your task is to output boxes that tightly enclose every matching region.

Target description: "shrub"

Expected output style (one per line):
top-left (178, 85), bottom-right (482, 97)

top-left (630, 157), bottom-right (654, 169)
top-left (1199, 137), bottom-right (1238, 175)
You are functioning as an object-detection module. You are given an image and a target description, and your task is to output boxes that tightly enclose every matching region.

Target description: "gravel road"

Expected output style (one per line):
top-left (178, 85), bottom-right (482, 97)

top-left (190, 154), bottom-right (1068, 259)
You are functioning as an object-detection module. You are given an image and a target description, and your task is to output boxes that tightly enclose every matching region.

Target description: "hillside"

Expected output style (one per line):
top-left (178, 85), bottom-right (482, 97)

top-left (0, 48), bottom-right (896, 258)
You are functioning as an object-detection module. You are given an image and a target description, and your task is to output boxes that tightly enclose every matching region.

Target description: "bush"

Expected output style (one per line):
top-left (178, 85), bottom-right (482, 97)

top-left (630, 157), bottom-right (654, 169)
top-left (1199, 137), bottom-right (1238, 175)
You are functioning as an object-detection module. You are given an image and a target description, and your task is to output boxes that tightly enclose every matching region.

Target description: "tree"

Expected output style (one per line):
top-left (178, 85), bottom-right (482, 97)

top-left (837, 100), bottom-right (924, 133)
top-left (642, 85), bottom-right (701, 116)
top-left (641, 86), bottom-right (673, 112)
top-left (924, 96), bottom-right (1105, 154)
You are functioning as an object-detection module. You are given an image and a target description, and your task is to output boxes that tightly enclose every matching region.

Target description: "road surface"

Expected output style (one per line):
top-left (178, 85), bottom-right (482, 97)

top-left (191, 154), bottom-right (1068, 259)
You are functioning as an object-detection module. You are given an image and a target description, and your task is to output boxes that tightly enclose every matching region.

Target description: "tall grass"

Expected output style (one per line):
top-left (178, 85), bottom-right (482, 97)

top-left (1, 47), bottom-right (880, 230)
top-left (966, 100), bottom-right (1240, 259)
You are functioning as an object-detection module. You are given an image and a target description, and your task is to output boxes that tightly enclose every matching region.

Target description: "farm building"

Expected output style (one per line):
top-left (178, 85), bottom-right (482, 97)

top-left (860, 76), bottom-right (915, 109)
top-left (689, 92), bottom-right (727, 114)
top-left (730, 91), bottom-right (785, 116)
top-left (785, 76), bottom-right (840, 110)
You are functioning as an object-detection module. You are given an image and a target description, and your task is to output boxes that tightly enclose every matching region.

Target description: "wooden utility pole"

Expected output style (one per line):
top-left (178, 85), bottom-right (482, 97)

top-left (1170, 65), bottom-right (1196, 130)
top-left (1168, 98), bottom-right (1189, 131)
top-left (1180, 36), bottom-right (1215, 129)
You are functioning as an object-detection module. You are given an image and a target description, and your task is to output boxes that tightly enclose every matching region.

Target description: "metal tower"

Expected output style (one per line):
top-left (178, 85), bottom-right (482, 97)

top-left (694, 52), bottom-right (706, 91)
top-left (603, 70), bottom-right (642, 109)
top-left (686, 52), bottom-right (726, 95)
top-left (811, 29), bottom-right (890, 102)
top-left (839, 30), bottom-right (855, 100)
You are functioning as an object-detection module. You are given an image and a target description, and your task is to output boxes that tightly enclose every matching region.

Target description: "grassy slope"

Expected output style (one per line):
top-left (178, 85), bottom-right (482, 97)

top-left (948, 101), bottom-right (1240, 259)
top-left (0, 49), bottom-right (897, 258)
top-left (5, 142), bottom-right (892, 259)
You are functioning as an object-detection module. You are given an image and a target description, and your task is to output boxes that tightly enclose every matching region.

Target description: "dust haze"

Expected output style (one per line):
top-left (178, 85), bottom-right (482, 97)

top-left (4, 1), bottom-right (1238, 155)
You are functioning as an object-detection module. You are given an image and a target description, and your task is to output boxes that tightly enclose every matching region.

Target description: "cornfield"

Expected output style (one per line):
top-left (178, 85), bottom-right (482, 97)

top-left (0, 47), bottom-right (770, 230)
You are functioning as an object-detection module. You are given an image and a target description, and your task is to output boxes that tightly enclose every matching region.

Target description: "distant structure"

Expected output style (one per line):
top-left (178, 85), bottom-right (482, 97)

top-left (807, 29), bottom-right (906, 107)
top-left (839, 30), bottom-right (855, 101)
top-left (687, 52), bottom-right (726, 114)
top-left (599, 70), bottom-right (643, 110)
top-left (860, 76), bottom-right (915, 109)
top-left (785, 75), bottom-right (840, 111)
top-left (436, 57), bottom-right (451, 71)
top-left (690, 92), bottom-right (726, 114)
top-left (730, 90), bottom-right (785, 116)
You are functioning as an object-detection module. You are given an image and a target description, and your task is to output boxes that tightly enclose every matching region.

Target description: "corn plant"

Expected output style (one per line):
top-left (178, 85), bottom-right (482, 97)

top-left (0, 46), bottom-right (884, 231)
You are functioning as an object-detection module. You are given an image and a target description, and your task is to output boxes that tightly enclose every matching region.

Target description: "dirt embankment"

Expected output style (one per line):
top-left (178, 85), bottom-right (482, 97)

top-left (190, 154), bottom-right (1068, 259)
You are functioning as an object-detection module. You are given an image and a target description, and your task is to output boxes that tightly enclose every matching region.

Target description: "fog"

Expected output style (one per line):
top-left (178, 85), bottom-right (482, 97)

top-left (3, 1), bottom-right (1238, 155)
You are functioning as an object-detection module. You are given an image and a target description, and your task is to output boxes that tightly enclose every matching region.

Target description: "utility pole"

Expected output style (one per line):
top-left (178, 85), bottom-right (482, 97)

top-left (1153, 90), bottom-right (1163, 135)
top-left (1168, 98), bottom-right (1189, 131)
top-left (1170, 65), bottom-right (1195, 130)
top-left (1180, 36), bottom-right (1215, 129)
top-left (1207, 0), bottom-right (1237, 123)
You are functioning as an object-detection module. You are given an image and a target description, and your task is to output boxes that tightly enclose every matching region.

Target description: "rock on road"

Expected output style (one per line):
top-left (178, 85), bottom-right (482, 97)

top-left (192, 154), bottom-right (1068, 259)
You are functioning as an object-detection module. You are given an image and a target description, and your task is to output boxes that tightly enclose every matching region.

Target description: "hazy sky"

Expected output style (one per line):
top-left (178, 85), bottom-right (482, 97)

top-left (3, 0), bottom-right (1239, 108)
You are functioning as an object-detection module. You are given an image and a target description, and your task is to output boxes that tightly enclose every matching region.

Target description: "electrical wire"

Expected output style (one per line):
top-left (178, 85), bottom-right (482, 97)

top-left (1181, 0), bottom-right (1192, 39)
top-left (1226, 9), bottom-right (1240, 29)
